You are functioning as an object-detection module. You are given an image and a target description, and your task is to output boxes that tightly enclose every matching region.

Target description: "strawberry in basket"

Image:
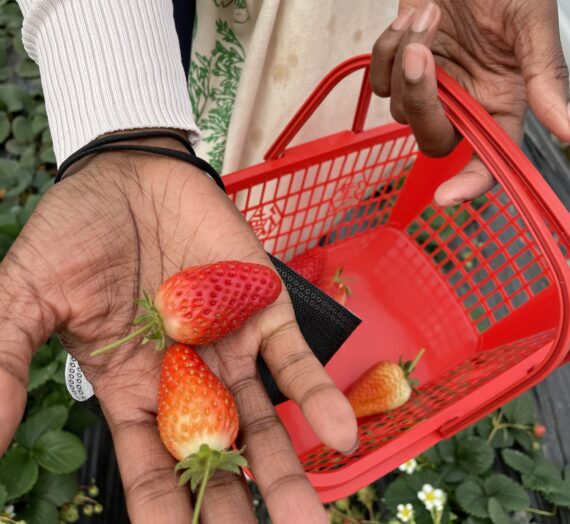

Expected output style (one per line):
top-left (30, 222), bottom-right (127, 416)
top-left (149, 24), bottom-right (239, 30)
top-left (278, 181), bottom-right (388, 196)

top-left (91, 260), bottom-right (282, 356)
top-left (346, 349), bottom-right (425, 417)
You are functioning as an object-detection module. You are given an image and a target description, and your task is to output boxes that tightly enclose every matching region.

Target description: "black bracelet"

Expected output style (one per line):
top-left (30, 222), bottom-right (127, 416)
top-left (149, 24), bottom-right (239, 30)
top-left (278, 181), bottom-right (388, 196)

top-left (55, 130), bottom-right (226, 192)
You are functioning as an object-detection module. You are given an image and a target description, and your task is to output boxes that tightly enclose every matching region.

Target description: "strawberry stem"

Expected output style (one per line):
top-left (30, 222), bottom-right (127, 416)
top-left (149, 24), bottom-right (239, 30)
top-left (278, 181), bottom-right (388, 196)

top-left (90, 291), bottom-right (166, 357)
top-left (191, 453), bottom-right (212, 524)
top-left (176, 444), bottom-right (248, 523)
top-left (89, 322), bottom-right (155, 357)
top-left (408, 348), bottom-right (425, 374)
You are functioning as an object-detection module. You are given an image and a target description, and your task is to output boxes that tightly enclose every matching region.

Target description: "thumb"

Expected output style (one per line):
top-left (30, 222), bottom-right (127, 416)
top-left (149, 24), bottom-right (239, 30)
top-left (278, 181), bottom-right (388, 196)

top-left (0, 248), bottom-right (58, 454)
top-left (515, 0), bottom-right (570, 141)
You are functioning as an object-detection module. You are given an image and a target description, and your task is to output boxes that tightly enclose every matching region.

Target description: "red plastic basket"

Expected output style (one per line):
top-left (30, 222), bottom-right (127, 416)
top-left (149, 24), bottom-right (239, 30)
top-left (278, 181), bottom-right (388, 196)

top-left (224, 55), bottom-right (570, 501)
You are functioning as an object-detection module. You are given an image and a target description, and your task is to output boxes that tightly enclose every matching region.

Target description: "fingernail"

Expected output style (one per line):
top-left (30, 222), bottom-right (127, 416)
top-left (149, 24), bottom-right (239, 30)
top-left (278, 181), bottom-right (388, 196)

top-left (412, 2), bottom-right (437, 33)
top-left (391, 7), bottom-right (415, 31)
top-left (341, 438), bottom-right (360, 456)
top-left (403, 45), bottom-right (427, 82)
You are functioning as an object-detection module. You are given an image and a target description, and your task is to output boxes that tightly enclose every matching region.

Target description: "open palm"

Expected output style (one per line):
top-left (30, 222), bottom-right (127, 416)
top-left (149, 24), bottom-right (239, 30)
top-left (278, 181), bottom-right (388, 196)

top-left (0, 150), bottom-right (357, 523)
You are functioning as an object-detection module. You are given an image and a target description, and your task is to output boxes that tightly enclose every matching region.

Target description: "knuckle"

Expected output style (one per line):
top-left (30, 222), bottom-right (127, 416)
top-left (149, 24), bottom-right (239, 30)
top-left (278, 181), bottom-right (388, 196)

top-left (418, 138), bottom-right (455, 158)
top-left (228, 375), bottom-right (258, 400)
top-left (124, 466), bottom-right (180, 507)
top-left (298, 382), bottom-right (337, 410)
top-left (265, 473), bottom-right (310, 501)
top-left (241, 413), bottom-right (281, 438)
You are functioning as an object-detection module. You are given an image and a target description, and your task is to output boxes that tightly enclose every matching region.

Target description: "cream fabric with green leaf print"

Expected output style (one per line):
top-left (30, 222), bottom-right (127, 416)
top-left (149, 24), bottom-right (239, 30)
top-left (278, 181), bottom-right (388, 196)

top-left (190, 0), bottom-right (397, 174)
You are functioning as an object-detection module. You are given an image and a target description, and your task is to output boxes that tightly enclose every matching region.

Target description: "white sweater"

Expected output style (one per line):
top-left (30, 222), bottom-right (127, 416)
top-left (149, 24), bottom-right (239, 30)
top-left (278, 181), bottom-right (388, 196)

top-left (17, 0), bottom-right (199, 163)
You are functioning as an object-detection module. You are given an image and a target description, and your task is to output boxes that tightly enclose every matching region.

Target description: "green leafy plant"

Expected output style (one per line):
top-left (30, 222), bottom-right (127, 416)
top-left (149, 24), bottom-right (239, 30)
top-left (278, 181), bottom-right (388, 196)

top-left (0, 2), bottom-right (101, 523)
top-left (326, 393), bottom-right (569, 524)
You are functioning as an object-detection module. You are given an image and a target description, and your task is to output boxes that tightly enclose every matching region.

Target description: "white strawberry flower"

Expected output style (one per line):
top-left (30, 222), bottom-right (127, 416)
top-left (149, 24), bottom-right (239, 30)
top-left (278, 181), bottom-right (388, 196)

top-left (4, 505), bottom-right (16, 518)
top-left (396, 503), bottom-right (415, 523)
top-left (398, 458), bottom-right (418, 475)
top-left (417, 484), bottom-right (446, 511)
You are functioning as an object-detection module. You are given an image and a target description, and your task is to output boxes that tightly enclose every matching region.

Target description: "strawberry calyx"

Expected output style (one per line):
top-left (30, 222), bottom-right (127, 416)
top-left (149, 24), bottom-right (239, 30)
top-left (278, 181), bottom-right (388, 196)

top-left (176, 444), bottom-right (247, 524)
top-left (90, 291), bottom-right (166, 357)
top-left (399, 348), bottom-right (425, 393)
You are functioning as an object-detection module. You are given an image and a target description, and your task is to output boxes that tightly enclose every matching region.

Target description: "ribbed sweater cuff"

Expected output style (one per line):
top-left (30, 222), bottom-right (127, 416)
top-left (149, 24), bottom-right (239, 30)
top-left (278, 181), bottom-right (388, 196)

top-left (20, 0), bottom-right (199, 164)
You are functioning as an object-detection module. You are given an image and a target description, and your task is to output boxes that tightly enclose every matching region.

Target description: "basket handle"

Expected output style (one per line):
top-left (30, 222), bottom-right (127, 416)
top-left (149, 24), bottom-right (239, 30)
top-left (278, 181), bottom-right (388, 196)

top-left (264, 54), bottom-right (373, 161)
top-left (435, 68), bottom-right (570, 437)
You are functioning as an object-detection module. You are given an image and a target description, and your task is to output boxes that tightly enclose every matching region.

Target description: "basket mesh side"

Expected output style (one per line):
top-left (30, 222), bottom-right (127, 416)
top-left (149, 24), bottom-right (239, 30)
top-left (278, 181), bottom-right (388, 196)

top-left (300, 330), bottom-right (554, 474)
top-left (229, 133), bottom-right (418, 260)
top-left (406, 187), bottom-right (550, 332)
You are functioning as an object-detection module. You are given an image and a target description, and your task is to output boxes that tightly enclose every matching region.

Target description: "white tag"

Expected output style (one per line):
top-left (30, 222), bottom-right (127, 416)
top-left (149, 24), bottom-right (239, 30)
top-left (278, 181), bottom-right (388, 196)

top-left (65, 355), bottom-right (94, 402)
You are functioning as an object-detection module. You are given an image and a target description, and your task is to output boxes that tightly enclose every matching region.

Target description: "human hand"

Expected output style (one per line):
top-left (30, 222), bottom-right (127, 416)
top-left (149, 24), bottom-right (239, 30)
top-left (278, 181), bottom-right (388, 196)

top-left (371, 0), bottom-right (570, 205)
top-left (0, 137), bottom-right (358, 523)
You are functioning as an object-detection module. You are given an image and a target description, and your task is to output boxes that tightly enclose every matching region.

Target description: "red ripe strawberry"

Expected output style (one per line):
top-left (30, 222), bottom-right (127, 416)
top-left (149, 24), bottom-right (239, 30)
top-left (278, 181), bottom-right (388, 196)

top-left (288, 247), bottom-right (327, 284)
top-left (157, 344), bottom-right (246, 524)
top-left (319, 267), bottom-right (351, 305)
top-left (91, 260), bottom-right (282, 356)
top-left (346, 349), bottom-right (425, 418)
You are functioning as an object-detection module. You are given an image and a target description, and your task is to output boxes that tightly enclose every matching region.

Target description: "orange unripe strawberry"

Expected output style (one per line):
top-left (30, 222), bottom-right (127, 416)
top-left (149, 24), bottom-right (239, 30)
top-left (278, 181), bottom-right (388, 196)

top-left (346, 349), bottom-right (424, 417)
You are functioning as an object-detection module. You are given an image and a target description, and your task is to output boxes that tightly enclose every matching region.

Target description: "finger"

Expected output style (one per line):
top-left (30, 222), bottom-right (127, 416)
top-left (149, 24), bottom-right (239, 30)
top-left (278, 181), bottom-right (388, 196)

top-left (371, 6), bottom-right (416, 97)
top-left (515, 0), bottom-right (570, 141)
top-left (0, 247), bottom-right (58, 454)
top-left (201, 470), bottom-right (256, 524)
top-left (223, 365), bottom-right (328, 524)
top-left (390, 1), bottom-right (442, 124)
top-left (256, 303), bottom-right (358, 454)
top-left (434, 111), bottom-right (524, 206)
top-left (402, 43), bottom-right (460, 157)
top-left (103, 406), bottom-right (194, 524)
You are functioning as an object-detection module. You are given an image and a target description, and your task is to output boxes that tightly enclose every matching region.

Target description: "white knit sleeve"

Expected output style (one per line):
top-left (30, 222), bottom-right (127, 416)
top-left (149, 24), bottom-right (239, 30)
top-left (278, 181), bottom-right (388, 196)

top-left (16, 0), bottom-right (199, 164)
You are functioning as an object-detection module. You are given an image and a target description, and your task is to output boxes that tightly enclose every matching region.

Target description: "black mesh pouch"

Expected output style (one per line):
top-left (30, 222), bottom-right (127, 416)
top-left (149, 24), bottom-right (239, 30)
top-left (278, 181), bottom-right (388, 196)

top-left (262, 255), bottom-right (361, 404)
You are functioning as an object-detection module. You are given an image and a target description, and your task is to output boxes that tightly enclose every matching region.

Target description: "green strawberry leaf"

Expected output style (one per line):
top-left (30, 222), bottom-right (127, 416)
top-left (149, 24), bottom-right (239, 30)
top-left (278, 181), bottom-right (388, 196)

top-left (521, 458), bottom-right (562, 494)
top-left (0, 447), bottom-right (39, 499)
top-left (456, 478), bottom-right (488, 518)
top-left (17, 497), bottom-right (59, 524)
top-left (16, 405), bottom-right (68, 448)
top-left (0, 111), bottom-right (10, 143)
top-left (0, 84), bottom-right (25, 113)
top-left (484, 474), bottom-right (530, 512)
top-left (512, 429), bottom-right (534, 451)
top-left (31, 113), bottom-right (48, 137)
top-left (33, 430), bottom-right (87, 474)
top-left (0, 483), bottom-right (7, 512)
top-left (28, 360), bottom-right (58, 392)
top-left (39, 144), bottom-right (56, 164)
top-left (501, 393), bottom-right (535, 425)
top-left (456, 436), bottom-right (494, 474)
top-left (501, 449), bottom-right (535, 475)
top-left (12, 115), bottom-right (33, 143)
top-left (487, 498), bottom-right (511, 524)
top-left (30, 469), bottom-right (78, 506)
top-left (436, 439), bottom-right (456, 464)
top-left (16, 59), bottom-right (40, 79)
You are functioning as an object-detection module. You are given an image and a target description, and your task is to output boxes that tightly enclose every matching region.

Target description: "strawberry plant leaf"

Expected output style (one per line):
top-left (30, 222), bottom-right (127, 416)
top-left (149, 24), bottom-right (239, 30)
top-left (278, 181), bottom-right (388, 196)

top-left (456, 437), bottom-right (494, 474)
top-left (27, 360), bottom-right (58, 392)
top-left (0, 447), bottom-right (39, 499)
top-left (0, 483), bottom-right (7, 511)
top-left (521, 458), bottom-right (562, 494)
top-left (437, 439), bottom-right (456, 463)
top-left (64, 402), bottom-right (99, 434)
top-left (16, 405), bottom-right (68, 448)
top-left (0, 84), bottom-right (25, 113)
top-left (456, 478), bottom-right (488, 518)
top-left (512, 429), bottom-right (533, 451)
top-left (39, 144), bottom-right (56, 164)
top-left (12, 115), bottom-right (33, 143)
top-left (29, 469), bottom-right (78, 506)
top-left (0, 111), bottom-right (9, 143)
top-left (17, 497), bottom-right (59, 524)
top-left (501, 449), bottom-right (535, 475)
top-left (33, 430), bottom-right (87, 474)
top-left (15, 59), bottom-right (40, 79)
top-left (487, 498), bottom-right (511, 524)
top-left (440, 464), bottom-right (468, 484)
top-left (501, 393), bottom-right (534, 425)
top-left (484, 474), bottom-right (530, 512)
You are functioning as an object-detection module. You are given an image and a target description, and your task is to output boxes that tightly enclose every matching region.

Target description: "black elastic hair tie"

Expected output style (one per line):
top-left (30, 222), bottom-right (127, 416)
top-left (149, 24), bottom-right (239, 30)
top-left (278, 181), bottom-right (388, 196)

top-left (55, 130), bottom-right (225, 192)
